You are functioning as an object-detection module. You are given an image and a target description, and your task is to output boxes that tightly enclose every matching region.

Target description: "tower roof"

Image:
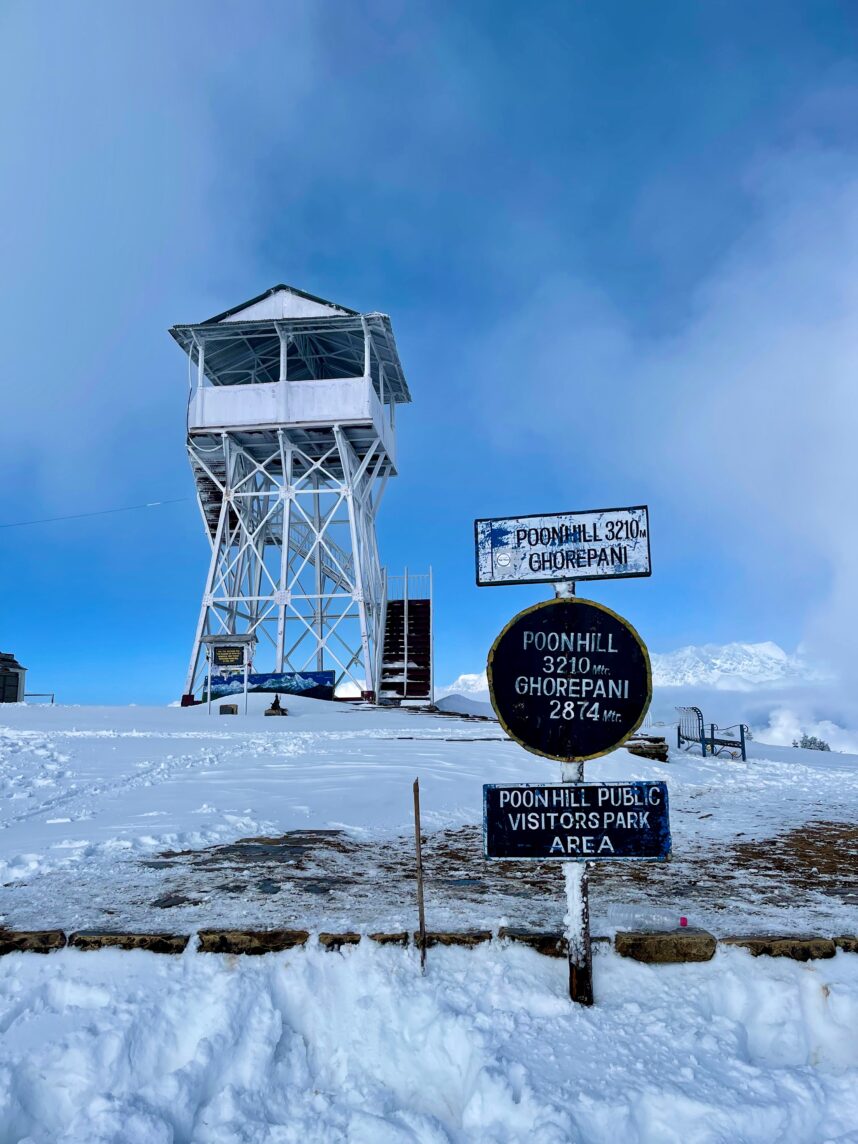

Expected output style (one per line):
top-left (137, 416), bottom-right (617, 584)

top-left (204, 284), bottom-right (358, 323)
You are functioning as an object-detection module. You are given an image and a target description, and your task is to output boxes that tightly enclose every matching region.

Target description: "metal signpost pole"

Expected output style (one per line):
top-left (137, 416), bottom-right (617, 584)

top-left (561, 791), bottom-right (593, 1007)
top-left (207, 651), bottom-right (212, 716)
top-left (244, 653), bottom-right (249, 716)
top-left (555, 579), bottom-right (593, 1005)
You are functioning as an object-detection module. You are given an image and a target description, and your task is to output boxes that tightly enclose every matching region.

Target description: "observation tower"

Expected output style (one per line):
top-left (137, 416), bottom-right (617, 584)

top-left (172, 285), bottom-right (432, 704)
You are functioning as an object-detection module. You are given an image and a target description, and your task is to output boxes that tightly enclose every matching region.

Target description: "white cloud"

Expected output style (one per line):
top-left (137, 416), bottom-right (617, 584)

top-left (755, 706), bottom-right (858, 753)
top-left (469, 130), bottom-right (858, 687)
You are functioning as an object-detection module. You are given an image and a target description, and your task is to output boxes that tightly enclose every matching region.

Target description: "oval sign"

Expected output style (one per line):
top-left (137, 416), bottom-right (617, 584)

top-left (487, 598), bottom-right (651, 762)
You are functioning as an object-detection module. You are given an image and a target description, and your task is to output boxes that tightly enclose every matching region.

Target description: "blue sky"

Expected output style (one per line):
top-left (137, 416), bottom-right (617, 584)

top-left (2, 1), bottom-right (857, 703)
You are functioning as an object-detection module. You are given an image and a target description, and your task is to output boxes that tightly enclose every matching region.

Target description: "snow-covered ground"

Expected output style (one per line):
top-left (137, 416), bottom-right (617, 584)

top-left (1, 697), bottom-right (856, 936)
top-left (1, 940), bottom-right (857, 1143)
top-left (1, 696), bottom-right (857, 1142)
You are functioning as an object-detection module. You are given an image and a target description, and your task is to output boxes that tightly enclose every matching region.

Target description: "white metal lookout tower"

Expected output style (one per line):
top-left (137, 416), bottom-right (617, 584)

top-left (172, 284), bottom-right (432, 704)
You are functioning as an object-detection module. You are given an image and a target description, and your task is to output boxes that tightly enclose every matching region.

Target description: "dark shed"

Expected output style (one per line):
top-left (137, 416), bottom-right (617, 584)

top-left (0, 652), bottom-right (26, 703)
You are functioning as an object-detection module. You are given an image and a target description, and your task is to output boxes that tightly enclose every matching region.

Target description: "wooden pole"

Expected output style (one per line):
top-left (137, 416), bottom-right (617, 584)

top-left (413, 777), bottom-right (427, 971)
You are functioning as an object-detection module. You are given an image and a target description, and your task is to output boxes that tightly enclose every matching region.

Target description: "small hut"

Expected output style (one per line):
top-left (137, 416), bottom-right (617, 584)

top-left (0, 652), bottom-right (26, 703)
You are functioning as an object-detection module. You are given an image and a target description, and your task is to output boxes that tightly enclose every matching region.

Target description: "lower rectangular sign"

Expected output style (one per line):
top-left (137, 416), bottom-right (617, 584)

top-left (209, 670), bottom-right (335, 701)
top-left (483, 781), bottom-right (670, 861)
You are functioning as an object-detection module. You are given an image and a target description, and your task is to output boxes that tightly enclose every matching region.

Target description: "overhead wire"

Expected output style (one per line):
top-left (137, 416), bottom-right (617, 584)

top-left (4, 340), bottom-right (200, 530)
top-left (0, 498), bottom-right (190, 529)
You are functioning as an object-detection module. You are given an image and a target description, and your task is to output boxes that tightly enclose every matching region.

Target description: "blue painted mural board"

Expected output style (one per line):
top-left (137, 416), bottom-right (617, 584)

top-left (209, 670), bottom-right (335, 701)
top-left (483, 781), bottom-right (671, 861)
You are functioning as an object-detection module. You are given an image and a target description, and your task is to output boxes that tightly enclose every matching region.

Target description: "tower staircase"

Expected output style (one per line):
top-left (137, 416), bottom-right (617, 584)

top-left (378, 570), bottom-right (433, 704)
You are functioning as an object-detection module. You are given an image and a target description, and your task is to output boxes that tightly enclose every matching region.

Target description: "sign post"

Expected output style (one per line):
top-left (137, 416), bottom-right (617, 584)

top-left (557, 581), bottom-right (592, 1003)
top-left (477, 504), bottom-right (663, 1006)
top-left (201, 635), bottom-right (257, 714)
top-left (562, 759), bottom-right (592, 1005)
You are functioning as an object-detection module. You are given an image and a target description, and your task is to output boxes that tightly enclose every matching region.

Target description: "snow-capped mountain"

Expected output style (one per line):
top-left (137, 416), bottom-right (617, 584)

top-left (440, 671), bottom-right (489, 697)
top-left (650, 641), bottom-right (825, 690)
top-left (440, 642), bottom-right (826, 698)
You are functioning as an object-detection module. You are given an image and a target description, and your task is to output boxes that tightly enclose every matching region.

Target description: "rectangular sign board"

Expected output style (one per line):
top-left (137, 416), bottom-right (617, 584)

top-left (475, 505), bottom-right (650, 587)
top-left (212, 645), bottom-right (247, 669)
top-left (483, 781), bottom-right (670, 861)
top-left (209, 670), bottom-right (335, 701)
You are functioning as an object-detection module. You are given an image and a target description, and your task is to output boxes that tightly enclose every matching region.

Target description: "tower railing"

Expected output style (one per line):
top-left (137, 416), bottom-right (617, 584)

top-left (374, 567), bottom-right (389, 699)
top-left (386, 571), bottom-right (431, 600)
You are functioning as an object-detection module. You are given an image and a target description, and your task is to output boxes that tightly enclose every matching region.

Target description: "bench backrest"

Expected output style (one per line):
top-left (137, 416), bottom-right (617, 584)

top-left (677, 705), bottom-right (704, 744)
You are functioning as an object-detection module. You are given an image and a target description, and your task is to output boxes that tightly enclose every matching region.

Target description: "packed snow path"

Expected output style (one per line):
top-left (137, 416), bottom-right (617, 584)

top-left (1, 699), bottom-right (856, 935)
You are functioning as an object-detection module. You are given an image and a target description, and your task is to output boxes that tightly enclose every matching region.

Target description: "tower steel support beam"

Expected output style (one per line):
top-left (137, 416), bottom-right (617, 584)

top-left (184, 428), bottom-right (387, 699)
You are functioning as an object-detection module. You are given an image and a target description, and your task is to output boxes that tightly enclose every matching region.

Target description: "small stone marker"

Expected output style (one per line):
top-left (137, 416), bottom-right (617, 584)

top-left (69, 931), bottom-right (189, 954)
top-left (615, 929), bottom-right (716, 963)
top-left (0, 929), bottom-right (66, 955)
top-left (219, 703), bottom-right (238, 716)
top-left (721, 935), bottom-right (837, 961)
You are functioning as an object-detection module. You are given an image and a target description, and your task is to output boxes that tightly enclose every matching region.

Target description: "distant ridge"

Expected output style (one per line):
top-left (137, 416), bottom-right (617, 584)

top-left (440, 641), bottom-right (827, 698)
top-left (651, 641), bottom-right (826, 690)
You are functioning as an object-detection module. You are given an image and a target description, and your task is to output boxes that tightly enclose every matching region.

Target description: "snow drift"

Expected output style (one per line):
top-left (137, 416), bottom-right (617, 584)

top-left (1, 942), bottom-right (856, 1143)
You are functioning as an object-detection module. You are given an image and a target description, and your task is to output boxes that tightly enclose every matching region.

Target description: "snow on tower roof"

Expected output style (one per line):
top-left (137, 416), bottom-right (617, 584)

top-left (205, 284), bottom-right (358, 323)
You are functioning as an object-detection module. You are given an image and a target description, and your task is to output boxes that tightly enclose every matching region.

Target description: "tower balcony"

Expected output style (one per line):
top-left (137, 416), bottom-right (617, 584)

top-left (188, 375), bottom-right (395, 463)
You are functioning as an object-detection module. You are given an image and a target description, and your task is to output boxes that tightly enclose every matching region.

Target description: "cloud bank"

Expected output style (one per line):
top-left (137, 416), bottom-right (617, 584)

top-left (470, 125), bottom-right (858, 687)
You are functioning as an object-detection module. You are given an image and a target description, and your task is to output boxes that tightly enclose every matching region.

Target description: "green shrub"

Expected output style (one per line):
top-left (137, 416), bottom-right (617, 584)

top-left (792, 732), bottom-right (831, 751)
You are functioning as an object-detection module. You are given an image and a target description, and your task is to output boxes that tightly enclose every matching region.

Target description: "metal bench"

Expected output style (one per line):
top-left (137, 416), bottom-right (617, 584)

top-left (676, 706), bottom-right (747, 761)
